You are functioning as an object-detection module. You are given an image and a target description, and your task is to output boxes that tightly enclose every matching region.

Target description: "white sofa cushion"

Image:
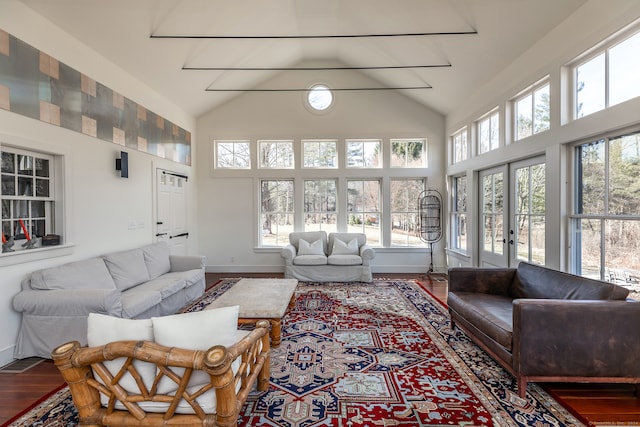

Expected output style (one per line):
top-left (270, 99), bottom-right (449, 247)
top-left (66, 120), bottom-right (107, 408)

top-left (151, 305), bottom-right (240, 414)
top-left (30, 258), bottom-right (116, 290)
top-left (86, 313), bottom-right (156, 401)
top-left (103, 248), bottom-right (150, 291)
top-left (141, 242), bottom-right (171, 280)
top-left (328, 254), bottom-right (363, 266)
top-left (293, 254), bottom-right (328, 266)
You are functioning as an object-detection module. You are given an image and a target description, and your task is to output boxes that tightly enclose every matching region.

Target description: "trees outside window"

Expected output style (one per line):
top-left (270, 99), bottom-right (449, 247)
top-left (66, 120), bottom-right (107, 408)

top-left (347, 180), bottom-right (381, 245)
top-left (451, 175), bottom-right (467, 252)
top-left (302, 140), bottom-right (337, 168)
top-left (304, 179), bottom-right (337, 232)
top-left (451, 129), bottom-right (468, 164)
top-left (477, 111), bottom-right (499, 154)
top-left (391, 139), bottom-right (426, 168)
top-left (390, 178), bottom-right (425, 246)
top-left (260, 180), bottom-right (294, 246)
top-left (215, 140), bottom-right (250, 169)
top-left (515, 82), bottom-right (550, 140)
top-left (259, 140), bottom-right (294, 169)
top-left (571, 131), bottom-right (640, 287)
top-left (346, 139), bottom-right (381, 168)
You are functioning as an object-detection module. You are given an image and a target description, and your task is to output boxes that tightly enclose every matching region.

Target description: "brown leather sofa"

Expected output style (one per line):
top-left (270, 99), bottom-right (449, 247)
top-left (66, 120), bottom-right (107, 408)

top-left (448, 261), bottom-right (640, 398)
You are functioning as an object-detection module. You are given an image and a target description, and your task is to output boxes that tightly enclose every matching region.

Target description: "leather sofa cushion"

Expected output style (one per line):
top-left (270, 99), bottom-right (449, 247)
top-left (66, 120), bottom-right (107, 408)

top-left (509, 262), bottom-right (629, 300)
top-left (448, 292), bottom-right (513, 351)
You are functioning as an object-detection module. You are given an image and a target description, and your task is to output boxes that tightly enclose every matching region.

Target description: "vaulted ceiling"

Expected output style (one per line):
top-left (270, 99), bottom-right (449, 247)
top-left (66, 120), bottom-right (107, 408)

top-left (20, 0), bottom-right (587, 118)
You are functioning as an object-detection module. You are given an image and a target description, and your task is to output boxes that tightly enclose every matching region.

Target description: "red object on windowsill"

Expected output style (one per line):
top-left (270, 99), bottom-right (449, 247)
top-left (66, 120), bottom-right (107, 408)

top-left (19, 219), bottom-right (30, 241)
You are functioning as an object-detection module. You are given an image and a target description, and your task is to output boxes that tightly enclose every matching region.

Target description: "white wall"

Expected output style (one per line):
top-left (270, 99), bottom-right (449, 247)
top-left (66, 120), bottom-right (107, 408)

top-left (196, 65), bottom-right (447, 274)
top-left (445, 0), bottom-right (640, 269)
top-left (0, 1), bottom-right (197, 366)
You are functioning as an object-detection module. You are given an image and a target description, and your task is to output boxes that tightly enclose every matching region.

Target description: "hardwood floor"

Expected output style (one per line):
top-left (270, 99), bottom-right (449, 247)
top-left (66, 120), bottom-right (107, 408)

top-left (0, 272), bottom-right (637, 425)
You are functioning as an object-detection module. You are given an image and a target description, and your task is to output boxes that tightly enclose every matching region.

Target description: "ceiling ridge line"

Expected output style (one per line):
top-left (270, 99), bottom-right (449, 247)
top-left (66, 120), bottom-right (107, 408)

top-left (151, 31), bottom-right (477, 40)
top-left (204, 86), bottom-right (433, 92)
top-left (183, 64), bottom-right (452, 71)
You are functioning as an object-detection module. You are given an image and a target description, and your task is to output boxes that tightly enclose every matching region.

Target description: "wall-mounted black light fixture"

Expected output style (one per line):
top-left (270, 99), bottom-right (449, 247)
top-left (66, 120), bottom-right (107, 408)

top-left (115, 151), bottom-right (129, 178)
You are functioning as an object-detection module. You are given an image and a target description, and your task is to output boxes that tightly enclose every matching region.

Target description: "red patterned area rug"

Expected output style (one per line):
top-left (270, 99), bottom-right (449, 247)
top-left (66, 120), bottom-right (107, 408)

top-left (8, 280), bottom-right (584, 427)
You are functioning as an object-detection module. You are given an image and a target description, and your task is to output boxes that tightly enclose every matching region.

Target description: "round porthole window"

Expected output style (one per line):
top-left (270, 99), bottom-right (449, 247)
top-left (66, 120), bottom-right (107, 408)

top-left (307, 84), bottom-right (333, 112)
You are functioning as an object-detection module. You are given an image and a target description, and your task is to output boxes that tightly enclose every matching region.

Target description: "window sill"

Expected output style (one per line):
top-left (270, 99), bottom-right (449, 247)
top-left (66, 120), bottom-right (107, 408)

top-left (0, 243), bottom-right (74, 267)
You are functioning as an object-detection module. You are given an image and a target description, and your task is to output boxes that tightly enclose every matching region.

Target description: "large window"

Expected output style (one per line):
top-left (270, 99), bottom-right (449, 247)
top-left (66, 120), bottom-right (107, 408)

top-left (304, 179), bottom-right (337, 232)
top-left (347, 180), bottom-right (381, 245)
top-left (571, 130), bottom-right (640, 287)
top-left (260, 180), bottom-right (294, 246)
top-left (1, 147), bottom-right (55, 252)
top-left (574, 30), bottom-right (640, 119)
top-left (477, 110), bottom-right (499, 154)
top-left (450, 175), bottom-right (467, 252)
top-left (451, 129), bottom-right (468, 164)
top-left (390, 179), bottom-right (424, 246)
top-left (514, 81), bottom-right (550, 140)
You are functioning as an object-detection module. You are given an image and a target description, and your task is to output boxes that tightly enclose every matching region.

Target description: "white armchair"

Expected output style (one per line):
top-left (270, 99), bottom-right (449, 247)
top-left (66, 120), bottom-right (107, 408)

top-left (281, 231), bottom-right (375, 282)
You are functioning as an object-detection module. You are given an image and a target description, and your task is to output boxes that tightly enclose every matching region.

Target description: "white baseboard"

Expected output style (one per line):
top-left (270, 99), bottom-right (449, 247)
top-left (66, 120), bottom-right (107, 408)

top-left (0, 344), bottom-right (16, 368)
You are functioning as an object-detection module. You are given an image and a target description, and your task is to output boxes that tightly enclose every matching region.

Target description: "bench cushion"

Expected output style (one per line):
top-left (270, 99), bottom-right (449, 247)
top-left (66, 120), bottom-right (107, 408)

top-left (30, 258), bottom-right (116, 290)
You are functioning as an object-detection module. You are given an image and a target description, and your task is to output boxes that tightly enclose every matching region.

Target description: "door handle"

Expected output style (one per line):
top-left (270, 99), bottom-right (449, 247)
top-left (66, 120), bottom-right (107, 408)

top-left (170, 232), bottom-right (189, 239)
top-left (155, 232), bottom-right (167, 237)
top-left (509, 239), bottom-right (514, 245)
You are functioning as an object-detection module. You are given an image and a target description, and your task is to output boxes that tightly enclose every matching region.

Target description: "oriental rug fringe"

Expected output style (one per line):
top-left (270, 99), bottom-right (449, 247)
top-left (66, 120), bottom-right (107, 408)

top-left (7, 279), bottom-right (585, 427)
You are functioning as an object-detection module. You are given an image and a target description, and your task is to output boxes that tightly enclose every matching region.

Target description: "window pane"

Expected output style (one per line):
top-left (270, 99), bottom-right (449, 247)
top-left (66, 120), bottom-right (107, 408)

top-left (533, 84), bottom-right (550, 133)
top-left (260, 180), bottom-right (294, 246)
top-left (17, 155), bottom-right (33, 176)
top-left (577, 140), bottom-right (605, 214)
top-left (609, 32), bottom-right (640, 107)
top-left (1, 175), bottom-right (15, 195)
top-left (13, 200), bottom-right (28, 218)
top-left (35, 178), bottom-right (50, 197)
top-left (2, 200), bottom-right (10, 219)
top-left (390, 179), bottom-right (424, 246)
top-left (303, 141), bottom-right (337, 168)
top-left (452, 131), bottom-right (467, 163)
top-left (304, 180), bottom-right (337, 232)
top-left (454, 213), bottom-right (467, 251)
top-left (35, 158), bottom-right (50, 177)
top-left (516, 94), bottom-right (533, 140)
top-left (31, 200), bottom-right (45, 217)
top-left (347, 180), bottom-right (380, 245)
top-left (347, 140), bottom-right (380, 168)
top-left (391, 139), bottom-right (425, 168)
top-left (478, 112), bottom-right (499, 153)
top-left (609, 133), bottom-right (640, 215)
top-left (17, 176), bottom-right (33, 196)
top-left (1, 152), bottom-right (14, 173)
top-left (259, 141), bottom-right (294, 169)
top-left (576, 53), bottom-right (605, 118)
top-left (216, 141), bottom-right (250, 169)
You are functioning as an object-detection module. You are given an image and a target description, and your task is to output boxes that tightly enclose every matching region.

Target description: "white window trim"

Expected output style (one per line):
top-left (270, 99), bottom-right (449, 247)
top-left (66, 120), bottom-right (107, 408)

top-left (0, 134), bottom-right (74, 267)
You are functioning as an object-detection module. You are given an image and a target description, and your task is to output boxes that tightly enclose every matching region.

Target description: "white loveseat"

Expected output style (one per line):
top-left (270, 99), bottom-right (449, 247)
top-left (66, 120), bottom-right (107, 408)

top-left (12, 242), bottom-right (206, 359)
top-left (281, 231), bottom-right (375, 282)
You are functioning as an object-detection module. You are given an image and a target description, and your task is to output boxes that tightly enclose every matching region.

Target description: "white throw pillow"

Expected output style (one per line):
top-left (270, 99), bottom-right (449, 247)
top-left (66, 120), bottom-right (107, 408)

top-left (152, 305), bottom-right (240, 397)
top-left (298, 238), bottom-right (324, 256)
top-left (86, 313), bottom-right (156, 397)
top-left (332, 238), bottom-right (359, 255)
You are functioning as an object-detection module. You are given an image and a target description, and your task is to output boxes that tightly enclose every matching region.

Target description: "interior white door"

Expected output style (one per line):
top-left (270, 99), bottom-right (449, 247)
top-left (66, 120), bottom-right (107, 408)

top-left (156, 169), bottom-right (188, 255)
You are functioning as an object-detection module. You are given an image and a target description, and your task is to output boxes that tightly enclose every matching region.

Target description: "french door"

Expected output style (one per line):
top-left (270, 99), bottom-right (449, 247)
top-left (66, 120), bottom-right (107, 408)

top-left (479, 157), bottom-right (545, 267)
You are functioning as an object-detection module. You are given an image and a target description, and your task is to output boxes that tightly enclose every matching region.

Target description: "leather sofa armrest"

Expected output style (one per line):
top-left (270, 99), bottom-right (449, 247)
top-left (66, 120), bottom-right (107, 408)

top-left (281, 245), bottom-right (296, 265)
top-left (13, 289), bottom-right (123, 317)
top-left (169, 255), bottom-right (205, 272)
top-left (513, 299), bottom-right (640, 377)
top-left (448, 267), bottom-right (515, 295)
top-left (360, 244), bottom-right (375, 264)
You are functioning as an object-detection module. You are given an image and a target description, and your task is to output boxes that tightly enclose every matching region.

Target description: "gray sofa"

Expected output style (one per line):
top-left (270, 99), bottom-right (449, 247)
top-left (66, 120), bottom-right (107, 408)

top-left (281, 231), bottom-right (375, 282)
top-left (448, 261), bottom-right (640, 398)
top-left (13, 242), bottom-right (206, 359)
